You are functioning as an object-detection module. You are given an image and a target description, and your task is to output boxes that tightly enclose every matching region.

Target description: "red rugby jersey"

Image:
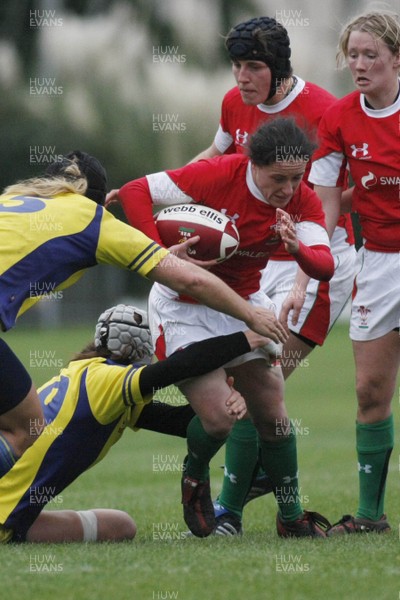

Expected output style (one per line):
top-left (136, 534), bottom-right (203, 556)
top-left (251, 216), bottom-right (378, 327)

top-left (119, 154), bottom-right (332, 298)
top-left (214, 78), bottom-right (354, 254)
top-left (310, 90), bottom-right (400, 252)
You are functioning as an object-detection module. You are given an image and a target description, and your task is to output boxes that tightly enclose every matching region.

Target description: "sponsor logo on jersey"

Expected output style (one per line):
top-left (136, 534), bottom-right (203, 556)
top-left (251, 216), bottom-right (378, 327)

top-left (361, 171), bottom-right (400, 189)
top-left (236, 249), bottom-right (270, 257)
top-left (382, 176), bottom-right (400, 185)
top-left (361, 171), bottom-right (378, 189)
top-left (235, 129), bottom-right (249, 147)
top-left (220, 208), bottom-right (240, 225)
top-left (350, 142), bottom-right (371, 159)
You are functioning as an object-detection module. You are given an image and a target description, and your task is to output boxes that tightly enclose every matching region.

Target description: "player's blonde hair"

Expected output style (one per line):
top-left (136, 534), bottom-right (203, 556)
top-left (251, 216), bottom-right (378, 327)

top-left (3, 161), bottom-right (88, 198)
top-left (337, 11), bottom-right (400, 68)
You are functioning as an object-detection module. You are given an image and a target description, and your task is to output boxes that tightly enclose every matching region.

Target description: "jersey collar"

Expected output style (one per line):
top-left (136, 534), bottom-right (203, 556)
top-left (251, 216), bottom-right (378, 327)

top-left (246, 162), bottom-right (271, 205)
top-left (359, 79), bottom-right (400, 118)
top-left (256, 76), bottom-right (306, 114)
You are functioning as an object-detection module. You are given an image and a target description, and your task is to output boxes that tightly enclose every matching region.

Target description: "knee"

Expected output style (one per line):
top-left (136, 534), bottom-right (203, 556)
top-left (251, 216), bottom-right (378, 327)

top-left (94, 509), bottom-right (137, 541)
top-left (356, 376), bottom-right (390, 419)
top-left (253, 416), bottom-right (290, 442)
top-left (201, 412), bottom-right (234, 438)
top-left (356, 377), bottom-right (382, 410)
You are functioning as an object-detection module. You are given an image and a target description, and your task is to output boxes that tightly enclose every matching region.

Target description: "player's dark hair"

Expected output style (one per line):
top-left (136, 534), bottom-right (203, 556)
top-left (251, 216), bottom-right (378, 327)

top-left (72, 342), bottom-right (111, 362)
top-left (71, 342), bottom-right (132, 364)
top-left (248, 117), bottom-right (317, 166)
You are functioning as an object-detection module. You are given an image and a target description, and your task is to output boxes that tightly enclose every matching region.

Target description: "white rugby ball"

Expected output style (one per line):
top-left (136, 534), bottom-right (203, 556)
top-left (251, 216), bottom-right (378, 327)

top-left (156, 204), bottom-right (240, 262)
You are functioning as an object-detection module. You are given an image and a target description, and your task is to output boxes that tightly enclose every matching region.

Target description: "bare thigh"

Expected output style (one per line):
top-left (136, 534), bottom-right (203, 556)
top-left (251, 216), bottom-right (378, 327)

top-left (178, 368), bottom-right (237, 438)
top-left (281, 333), bottom-right (315, 380)
top-left (226, 359), bottom-right (285, 441)
top-left (0, 384), bottom-right (44, 454)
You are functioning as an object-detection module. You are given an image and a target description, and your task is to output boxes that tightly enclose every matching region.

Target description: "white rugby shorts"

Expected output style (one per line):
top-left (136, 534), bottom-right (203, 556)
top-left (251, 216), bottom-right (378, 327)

top-left (350, 247), bottom-right (400, 341)
top-left (261, 244), bottom-right (356, 345)
top-left (148, 284), bottom-right (276, 366)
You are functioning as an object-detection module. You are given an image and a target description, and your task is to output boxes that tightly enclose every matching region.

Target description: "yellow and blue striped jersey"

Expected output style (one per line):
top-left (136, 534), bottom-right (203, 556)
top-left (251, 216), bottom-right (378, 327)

top-left (0, 356), bottom-right (150, 540)
top-left (0, 193), bottom-right (169, 330)
top-left (0, 330), bottom-right (253, 542)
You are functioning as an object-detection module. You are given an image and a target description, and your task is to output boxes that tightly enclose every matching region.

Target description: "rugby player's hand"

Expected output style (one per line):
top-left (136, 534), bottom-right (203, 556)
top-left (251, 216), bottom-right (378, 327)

top-left (168, 235), bottom-right (218, 269)
top-left (243, 330), bottom-right (282, 364)
top-left (105, 189), bottom-right (121, 208)
top-left (279, 284), bottom-right (307, 327)
top-left (277, 208), bottom-right (299, 254)
top-left (245, 306), bottom-right (289, 344)
top-left (225, 376), bottom-right (247, 420)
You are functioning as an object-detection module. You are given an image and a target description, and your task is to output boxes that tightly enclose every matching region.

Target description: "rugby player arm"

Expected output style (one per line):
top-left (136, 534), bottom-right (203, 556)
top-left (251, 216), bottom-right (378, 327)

top-left (189, 141), bottom-right (223, 163)
top-left (289, 219), bottom-right (334, 282)
top-left (292, 242), bottom-right (334, 281)
top-left (189, 121), bottom-right (234, 163)
top-left (95, 208), bottom-right (169, 278)
top-left (138, 332), bottom-right (251, 397)
top-left (119, 174), bottom-right (193, 243)
top-left (118, 177), bottom-right (163, 242)
top-left (313, 186), bottom-right (342, 239)
top-left (135, 403), bottom-right (195, 437)
top-left (309, 152), bottom-right (344, 239)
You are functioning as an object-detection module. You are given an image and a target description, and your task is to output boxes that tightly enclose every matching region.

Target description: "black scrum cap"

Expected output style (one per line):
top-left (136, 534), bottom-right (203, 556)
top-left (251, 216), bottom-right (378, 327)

top-left (46, 150), bottom-right (107, 205)
top-left (226, 17), bottom-right (292, 100)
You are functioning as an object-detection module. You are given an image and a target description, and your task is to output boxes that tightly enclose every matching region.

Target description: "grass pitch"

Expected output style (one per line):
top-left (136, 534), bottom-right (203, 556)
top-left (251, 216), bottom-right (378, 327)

top-left (1, 323), bottom-right (399, 600)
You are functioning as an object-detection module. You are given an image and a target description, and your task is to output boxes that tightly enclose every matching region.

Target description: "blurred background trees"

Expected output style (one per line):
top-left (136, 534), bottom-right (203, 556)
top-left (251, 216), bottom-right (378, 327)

top-left (0, 0), bottom-right (395, 325)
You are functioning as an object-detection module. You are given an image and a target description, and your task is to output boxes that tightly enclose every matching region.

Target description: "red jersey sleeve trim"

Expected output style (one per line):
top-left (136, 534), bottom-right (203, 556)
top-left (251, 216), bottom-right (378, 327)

top-left (119, 178), bottom-right (164, 245)
top-left (294, 242), bottom-right (334, 281)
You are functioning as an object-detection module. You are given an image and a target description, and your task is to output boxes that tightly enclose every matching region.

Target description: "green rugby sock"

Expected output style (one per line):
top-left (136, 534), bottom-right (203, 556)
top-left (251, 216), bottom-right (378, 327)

top-left (185, 416), bottom-right (227, 482)
top-left (259, 429), bottom-right (303, 522)
top-left (356, 415), bottom-right (394, 521)
top-left (218, 418), bottom-right (259, 519)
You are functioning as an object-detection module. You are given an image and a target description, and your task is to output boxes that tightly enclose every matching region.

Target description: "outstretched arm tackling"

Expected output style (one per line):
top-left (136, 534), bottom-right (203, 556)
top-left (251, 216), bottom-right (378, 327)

top-left (138, 330), bottom-right (277, 397)
top-left (148, 252), bottom-right (288, 343)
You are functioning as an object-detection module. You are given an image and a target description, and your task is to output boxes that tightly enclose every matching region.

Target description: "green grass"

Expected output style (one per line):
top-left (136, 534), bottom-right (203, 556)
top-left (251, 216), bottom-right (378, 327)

top-left (1, 324), bottom-right (399, 600)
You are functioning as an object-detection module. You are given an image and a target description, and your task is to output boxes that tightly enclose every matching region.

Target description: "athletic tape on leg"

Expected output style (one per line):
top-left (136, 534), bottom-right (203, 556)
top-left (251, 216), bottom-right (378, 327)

top-left (77, 510), bottom-right (98, 542)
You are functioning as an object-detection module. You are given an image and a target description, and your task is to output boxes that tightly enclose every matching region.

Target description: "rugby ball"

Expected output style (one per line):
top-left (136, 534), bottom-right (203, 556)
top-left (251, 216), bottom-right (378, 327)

top-left (155, 204), bottom-right (240, 262)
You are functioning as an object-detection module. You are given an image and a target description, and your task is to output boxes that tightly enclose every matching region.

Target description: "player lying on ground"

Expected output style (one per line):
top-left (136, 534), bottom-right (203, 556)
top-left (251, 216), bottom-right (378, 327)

top-left (0, 304), bottom-right (275, 543)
